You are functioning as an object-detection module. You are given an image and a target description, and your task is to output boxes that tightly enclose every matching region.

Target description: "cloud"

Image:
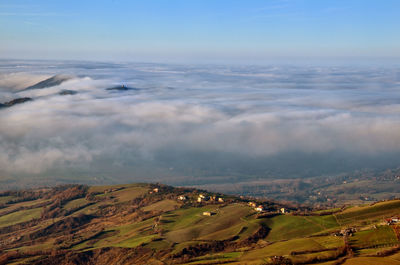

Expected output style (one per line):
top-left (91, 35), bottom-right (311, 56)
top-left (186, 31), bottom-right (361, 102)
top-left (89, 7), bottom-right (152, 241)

top-left (0, 61), bottom-right (400, 182)
top-left (0, 73), bottom-right (50, 91)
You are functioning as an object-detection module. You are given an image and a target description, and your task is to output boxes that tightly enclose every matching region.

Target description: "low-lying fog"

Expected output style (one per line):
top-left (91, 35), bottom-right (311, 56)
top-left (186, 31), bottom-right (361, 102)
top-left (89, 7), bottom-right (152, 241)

top-left (0, 59), bottom-right (399, 187)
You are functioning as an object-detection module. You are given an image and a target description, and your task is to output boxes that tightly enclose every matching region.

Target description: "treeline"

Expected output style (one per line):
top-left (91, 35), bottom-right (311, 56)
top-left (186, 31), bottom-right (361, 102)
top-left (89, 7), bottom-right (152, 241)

top-left (0, 185), bottom-right (87, 205)
top-left (41, 185), bottom-right (88, 219)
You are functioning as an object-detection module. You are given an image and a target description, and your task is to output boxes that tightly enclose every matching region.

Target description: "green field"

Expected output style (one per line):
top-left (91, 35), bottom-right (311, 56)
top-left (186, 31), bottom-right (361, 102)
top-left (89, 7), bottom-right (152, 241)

top-left (239, 236), bottom-right (343, 263)
top-left (335, 200), bottom-right (400, 225)
top-left (261, 214), bottom-right (338, 241)
top-left (63, 198), bottom-right (89, 210)
top-left (142, 199), bottom-right (180, 212)
top-left (343, 257), bottom-right (400, 265)
top-left (164, 204), bottom-right (253, 243)
top-left (114, 234), bottom-right (158, 248)
top-left (350, 226), bottom-right (399, 249)
top-left (0, 207), bottom-right (41, 227)
top-left (0, 196), bottom-right (15, 204)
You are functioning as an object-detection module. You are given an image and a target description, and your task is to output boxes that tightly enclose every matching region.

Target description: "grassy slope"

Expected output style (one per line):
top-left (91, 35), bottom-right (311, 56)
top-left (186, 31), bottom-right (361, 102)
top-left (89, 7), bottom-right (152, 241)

top-left (335, 200), bottom-right (400, 225)
top-left (350, 225), bottom-right (398, 249)
top-left (142, 199), bottom-right (180, 212)
top-left (342, 257), bottom-right (400, 265)
top-left (0, 196), bottom-right (15, 204)
top-left (0, 207), bottom-right (41, 227)
top-left (164, 204), bottom-right (253, 243)
top-left (262, 214), bottom-right (339, 241)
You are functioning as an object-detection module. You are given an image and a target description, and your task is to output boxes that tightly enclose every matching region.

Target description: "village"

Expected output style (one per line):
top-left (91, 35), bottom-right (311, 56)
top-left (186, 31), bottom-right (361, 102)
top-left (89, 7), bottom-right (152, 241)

top-left (148, 185), bottom-right (289, 217)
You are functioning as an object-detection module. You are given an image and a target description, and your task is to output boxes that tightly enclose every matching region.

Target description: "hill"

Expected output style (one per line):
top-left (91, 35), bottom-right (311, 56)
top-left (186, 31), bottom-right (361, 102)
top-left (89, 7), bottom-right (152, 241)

top-left (0, 97), bottom-right (32, 109)
top-left (24, 75), bottom-right (71, 90)
top-left (0, 184), bottom-right (399, 264)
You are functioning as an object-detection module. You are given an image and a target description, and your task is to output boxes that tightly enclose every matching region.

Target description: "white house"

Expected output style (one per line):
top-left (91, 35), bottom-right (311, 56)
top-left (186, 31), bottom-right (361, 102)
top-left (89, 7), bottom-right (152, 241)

top-left (255, 205), bottom-right (264, 212)
top-left (178, 195), bottom-right (187, 201)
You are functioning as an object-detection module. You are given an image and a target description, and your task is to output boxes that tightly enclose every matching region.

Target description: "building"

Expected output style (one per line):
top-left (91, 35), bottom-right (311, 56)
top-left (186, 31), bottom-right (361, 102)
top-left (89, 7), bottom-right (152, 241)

top-left (197, 194), bottom-right (209, 202)
top-left (386, 217), bottom-right (400, 225)
top-left (248, 202), bottom-right (257, 208)
top-left (203, 211), bottom-right (212, 216)
top-left (153, 188), bottom-right (159, 193)
top-left (255, 205), bottom-right (264, 212)
top-left (218, 197), bottom-right (224, 203)
top-left (178, 195), bottom-right (187, 201)
top-left (280, 208), bottom-right (286, 214)
top-left (333, 227), bottom-right (356, 237)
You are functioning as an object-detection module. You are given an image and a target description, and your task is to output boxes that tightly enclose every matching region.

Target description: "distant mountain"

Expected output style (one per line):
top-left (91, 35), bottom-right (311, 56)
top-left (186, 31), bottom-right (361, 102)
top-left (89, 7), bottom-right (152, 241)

top-left (25, 74), bottom-right (72, 90)
top-left (0, 97), bottom-right (32, 108)
top-left (106, 84), bottom-right (139, 91)
top-left (59, 89), bottom-right (78, 95)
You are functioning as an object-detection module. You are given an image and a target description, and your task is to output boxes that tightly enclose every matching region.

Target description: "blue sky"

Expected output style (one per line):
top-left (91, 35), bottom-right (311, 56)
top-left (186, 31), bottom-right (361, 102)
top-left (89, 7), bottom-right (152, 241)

top-left (1, 0), bottom-right (399, 62)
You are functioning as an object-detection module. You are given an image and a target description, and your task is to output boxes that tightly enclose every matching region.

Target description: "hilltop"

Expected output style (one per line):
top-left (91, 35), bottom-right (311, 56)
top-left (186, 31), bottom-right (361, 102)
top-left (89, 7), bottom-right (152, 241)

top-left (24, 75), bottom-right (72, 90)
top-left (0, 184), bottom-right (400, 265)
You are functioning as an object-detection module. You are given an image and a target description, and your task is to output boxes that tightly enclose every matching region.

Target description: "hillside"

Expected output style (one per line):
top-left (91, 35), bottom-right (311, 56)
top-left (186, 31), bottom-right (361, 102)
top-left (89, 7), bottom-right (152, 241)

top-left (0, 184), bottom-right (400, 264)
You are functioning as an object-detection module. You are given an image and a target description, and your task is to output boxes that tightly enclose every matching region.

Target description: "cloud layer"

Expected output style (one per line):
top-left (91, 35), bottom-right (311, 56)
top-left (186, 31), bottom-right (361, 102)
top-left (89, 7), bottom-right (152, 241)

top-left (0, 60), bottom-right (400, 184)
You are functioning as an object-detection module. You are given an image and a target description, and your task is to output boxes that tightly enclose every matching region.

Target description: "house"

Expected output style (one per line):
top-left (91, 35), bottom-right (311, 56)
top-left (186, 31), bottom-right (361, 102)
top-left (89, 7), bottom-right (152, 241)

top-left (178, 195), bottom-right (187, 201)
top-left (248, 202), bottom-right (257, 208)
top-left (255, 205), bottom-right (264, 212)
top-left (342, 227), bottom-right (356, 236)
top-left (203, 211), bottom-right (212, 216)
top-left (333, 227), bottom-right (356, 237)
top-left (104, 188), bottom-right (120, 194)
top-left (197, 194), bottom-right (209, 202)
top-left (153, 188), bottom-right (159, 193)
top-left (280, 208), bottom-right (286, 214)
top-left (210, 196), bottom-right (223, 202)
top-left (386, 217), bottom-right (400, 225)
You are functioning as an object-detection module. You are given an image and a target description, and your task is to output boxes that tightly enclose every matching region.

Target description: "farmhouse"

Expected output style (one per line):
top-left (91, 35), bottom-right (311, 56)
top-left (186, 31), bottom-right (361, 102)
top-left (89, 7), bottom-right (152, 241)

top-left (197, 194), bottom-right (210, 202)
top-left (386, 217), bottom-right (400, 225)
top-left (255, 205), bottom-right (264, 212)
top-left (104, 188), bottom-right (120, 194)
top-left (178, 195), bottom-right (187, 201)
top-left (334, 227), bottom-right (356, 237)
top-left (248, 202), bottom-right (257, 208)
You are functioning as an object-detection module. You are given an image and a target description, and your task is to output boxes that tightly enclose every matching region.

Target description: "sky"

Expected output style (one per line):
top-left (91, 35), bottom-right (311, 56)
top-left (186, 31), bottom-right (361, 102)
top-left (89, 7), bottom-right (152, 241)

top-left (0, 1), bottom-right (400, 189)
top-left (1, 0), bottom-right (400, 62)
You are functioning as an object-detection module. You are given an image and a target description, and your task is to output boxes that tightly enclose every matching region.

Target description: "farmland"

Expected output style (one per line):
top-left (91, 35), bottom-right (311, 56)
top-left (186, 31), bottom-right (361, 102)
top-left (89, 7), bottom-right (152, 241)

top-left (0, 184), bottom-right (399, 264)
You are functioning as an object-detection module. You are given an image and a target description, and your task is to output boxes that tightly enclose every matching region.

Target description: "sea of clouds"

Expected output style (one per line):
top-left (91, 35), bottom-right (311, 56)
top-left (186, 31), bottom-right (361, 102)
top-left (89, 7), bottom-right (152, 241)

top-left (0, 60), bottom-right (399, 186)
